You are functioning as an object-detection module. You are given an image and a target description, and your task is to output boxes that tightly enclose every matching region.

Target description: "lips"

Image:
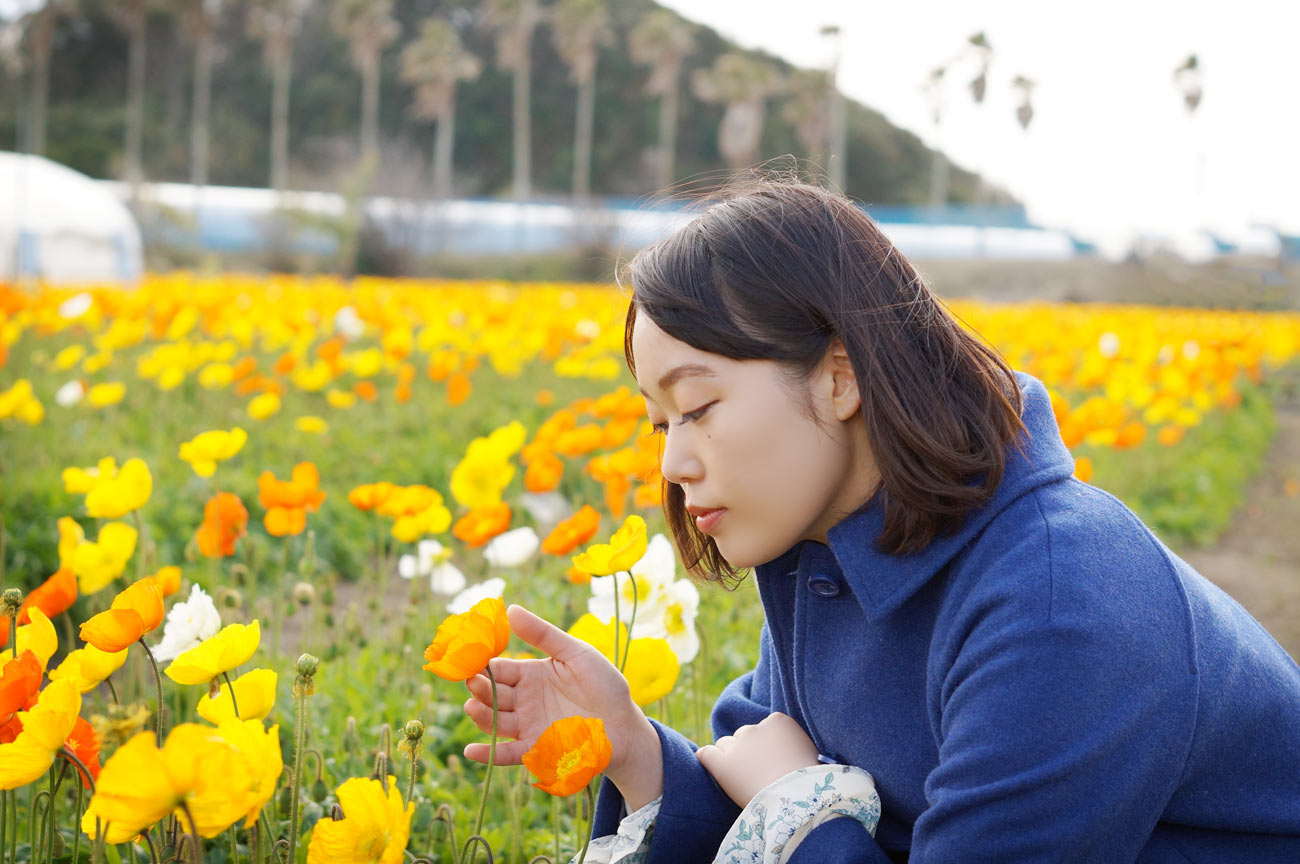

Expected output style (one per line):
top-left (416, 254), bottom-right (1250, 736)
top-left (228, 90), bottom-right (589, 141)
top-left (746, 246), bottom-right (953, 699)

top-left (687, 505), bottom-right (726, 534)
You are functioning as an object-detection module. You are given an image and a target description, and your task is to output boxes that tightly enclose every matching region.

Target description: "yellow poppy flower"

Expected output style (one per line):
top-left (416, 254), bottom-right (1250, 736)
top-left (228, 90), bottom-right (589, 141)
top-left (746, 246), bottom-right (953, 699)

top-left (571, 515), bottom-right (648, 577)
top-left (0, 678), bottom-right (82, 790)
top-left (449, 454), bottom-right (515, 510)
top-left (83, 457), bottom-right (152, 519)
top-left (86, 381), bottom-right (126, 407)
top-left (247, 392), bottom-right (281, 420)
top-left (0, 608), bottom-right (58, 668)
top-left (165, 621), bottom-right (261, 685)
top-left (566, 614), bottom-right (679, 706)
top-left (79, 577), bottom-right (166, 653)
top-left (81, 723), bottom-right (253, 842)
top-left (391, 504), bottom-right (452, 543)
top-left (197, 668), bottom-right (277, 724)
top-left (306, 776), bottom-right (414, 864)
top-left (178, 427), bottom-right (248, 477)
top-left (70, 521), bottom-right (138, 594)
top-left (216, 718), bottom-right (283, 828)
top-left (295, 416), bottom-right (329, 435)
top-left (57, 516), bottom-right (84, 569)
top-left (48, 644), bottom-right (130, 693)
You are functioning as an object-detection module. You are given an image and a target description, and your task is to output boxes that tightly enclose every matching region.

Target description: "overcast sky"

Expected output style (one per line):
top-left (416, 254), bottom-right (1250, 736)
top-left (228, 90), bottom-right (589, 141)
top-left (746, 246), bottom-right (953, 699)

top-left (659, 0), bottom-right (1299, 254)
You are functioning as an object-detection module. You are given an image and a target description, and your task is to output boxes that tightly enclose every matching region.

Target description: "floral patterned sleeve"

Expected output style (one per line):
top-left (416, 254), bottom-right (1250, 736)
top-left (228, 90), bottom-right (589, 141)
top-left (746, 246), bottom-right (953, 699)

top-left (571, 796), bottom-right (663, 864)
top-left (574, 764), bottom-right (880, 864)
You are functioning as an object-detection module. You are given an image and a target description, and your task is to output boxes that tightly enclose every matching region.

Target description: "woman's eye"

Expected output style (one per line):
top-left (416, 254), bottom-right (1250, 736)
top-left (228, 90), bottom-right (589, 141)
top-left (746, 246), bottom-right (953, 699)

top-left (679, 401), bottom-right (716, 425)
top-left (650, 421), bottom-right (669, 435)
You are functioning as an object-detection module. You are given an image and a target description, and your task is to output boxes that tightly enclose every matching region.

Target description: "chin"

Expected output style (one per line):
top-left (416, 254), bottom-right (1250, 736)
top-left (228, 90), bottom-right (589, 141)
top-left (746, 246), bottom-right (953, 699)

top-left (714, 536), bottom-right (787, 571)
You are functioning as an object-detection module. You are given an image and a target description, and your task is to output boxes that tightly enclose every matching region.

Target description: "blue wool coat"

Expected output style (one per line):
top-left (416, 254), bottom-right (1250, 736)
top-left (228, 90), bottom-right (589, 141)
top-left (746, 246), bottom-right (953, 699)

top-left (592, 372), bottom-right (1300, 863)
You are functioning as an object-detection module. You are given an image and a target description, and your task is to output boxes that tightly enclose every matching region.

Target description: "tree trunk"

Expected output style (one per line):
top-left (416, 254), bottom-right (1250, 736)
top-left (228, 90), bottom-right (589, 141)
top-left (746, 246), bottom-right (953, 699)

top-left (433, 96), bottom-right (455, 201)
top-left (28, 9), bottom-right (53, 155)
top-left (572, 63), bottom-right (595, 202)
top-left (512, 47), bottom-right (531, 201)
top-left (360, 53), bottom-right (379, 160)
top-left (828, 76), bottom-right (846, 191)
top-left (270, 39), bottom-right (291, 192)
top-left (656, 70), bottom-right (678, 193)
top-left (124, 4), bottom-right (146, 208)
top-left (190, 13), bottom-right (212, 189)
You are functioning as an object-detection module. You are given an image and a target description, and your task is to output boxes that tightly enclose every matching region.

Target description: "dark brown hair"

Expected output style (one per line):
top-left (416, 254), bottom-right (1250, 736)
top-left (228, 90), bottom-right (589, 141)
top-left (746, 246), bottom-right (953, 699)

top-left (622, 180), bottom-right (1025, 583)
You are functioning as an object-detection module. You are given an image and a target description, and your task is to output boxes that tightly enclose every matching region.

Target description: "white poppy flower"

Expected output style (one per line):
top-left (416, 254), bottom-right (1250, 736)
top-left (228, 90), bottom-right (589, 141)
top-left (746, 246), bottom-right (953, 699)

top-left (398, 540), bottom-right (467, 595)
top-left (151, 584), bottom-right (221, 662)
top-left (58, 293), bottom-right (93, 319)
top-left (483, 526), bottom-right (540, 568)
top-left (588, 533), bottom-right (676, 629)
top-left (448, 577), bottom-right (506, 615)
top-left (54, 380), bottom-right (85, 407)
top-left (334, 305), bottom-right (365, 341)
top-left (519, 491), bottom-right (570, 527)
top-left (662, 579), bottom-right (701, 664)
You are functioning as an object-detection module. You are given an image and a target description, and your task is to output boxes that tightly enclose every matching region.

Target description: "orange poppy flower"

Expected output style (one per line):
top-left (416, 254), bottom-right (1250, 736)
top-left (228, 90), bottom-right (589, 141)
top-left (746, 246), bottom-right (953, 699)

top-left (1074, 456), bottom-right (1094, 484)
top-left (258, 463), bottom-right (326, 538)
top-left (347, 482), bottom-right (397, 512)
top-left (273, 352), bottom-right (297, 376)
top-left (231, 356), bottom-right (258, 381)
top-left (1156, 425), bottom-right (1186, 447)
top-left (633, 481), bottom-right (662, 510)
top-left (452, 503), bottom-right (512, 548)
top-left (422, 597), bottom-right (510, 682)
top-left (1114, 421), bottom-right (1147, 449)
top-left (522, 716), bottom-right (612, 797)
top-left (17, 567), bottom-right (78, 624)
top-left (565, 566), bottom-right (592, 586)
top-left (542, 506), bottom-right (601, 556)
top-left (79, 577), bottom-right (166, 653)
top-left (149, 565), bottom-right (183, 598)
top-left (65, 715), bottom-right (102, 788)
top-left (603, 475), bottom-right (631, 521)
top-left (196, 492), bottom-right (249, 558)
top-left (395, 381), bottom-right (412, 404)
top-left (524, 452), bottom-right (564, 493)
top-left (353, 380), bottom-right (379, 402)
top-left (446, 373), bottom-right (471, 406)
top-left (1, 650), bottom-right (43, 721)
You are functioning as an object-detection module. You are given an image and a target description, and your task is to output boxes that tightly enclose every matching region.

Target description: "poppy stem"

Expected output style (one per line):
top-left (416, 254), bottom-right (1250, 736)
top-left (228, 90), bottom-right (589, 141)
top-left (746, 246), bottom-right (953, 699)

top-left (139, 637), bottom-right (165, 741)
top-left (222, 671), bottom-right (241, 719)
top-left (463, 666), bottom-right (498, 864)
top-left (575, 785), bottom-right (595, 864)
top-left (611, 575), bottom-right (621, 672)
top-left (623, 579), bottom-right (640, 672)
top-left (71, 776), bottom-right (85, 864)
top-left (104, 674), bottom-right (120, 705)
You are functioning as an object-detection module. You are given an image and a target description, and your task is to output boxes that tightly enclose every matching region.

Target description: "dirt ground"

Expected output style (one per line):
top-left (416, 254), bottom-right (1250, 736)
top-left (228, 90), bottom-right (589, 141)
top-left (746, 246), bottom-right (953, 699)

top-left (1181, 408), bottom-right (1300, 658)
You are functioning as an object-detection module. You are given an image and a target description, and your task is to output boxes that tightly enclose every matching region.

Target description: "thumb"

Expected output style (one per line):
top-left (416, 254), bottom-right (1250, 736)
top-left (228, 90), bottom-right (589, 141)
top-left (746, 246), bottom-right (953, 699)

top-left (507, 604), bottom-right (585, 661)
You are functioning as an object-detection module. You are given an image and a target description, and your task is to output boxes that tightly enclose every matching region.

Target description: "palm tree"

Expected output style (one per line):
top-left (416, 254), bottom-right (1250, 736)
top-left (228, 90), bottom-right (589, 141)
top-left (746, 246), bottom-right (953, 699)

top-left (966, 31), bottom-right (992, 105)
top-left (922, 64), bottom-right (949, 216)
top-left (483, 0), bottom-right (541, 201)
top-left (781, 68), bottom-right (831, 169)
top-left (185, 0), bottom-right (223, 189)
top-left (331, 0), bottom-right (399, 162)
top-left (1011, 75), bottom-right (1035, 130)
top-left (551, 0), bottom-right (611, 202)
top-left (21, 0), bottom-right (73, 157)
top-left (692, 53), bottom-right (783, 174)
top-left (628, 9), bottom-right (693, 193)
top-left (1173, 54), bottom-right (1202, 114)
top-left (247, 0), bottom-right (309, 192)
top-left (106, 0), bottom-right (150, 206)
top-left (400, 17), bottom-right (481, 201)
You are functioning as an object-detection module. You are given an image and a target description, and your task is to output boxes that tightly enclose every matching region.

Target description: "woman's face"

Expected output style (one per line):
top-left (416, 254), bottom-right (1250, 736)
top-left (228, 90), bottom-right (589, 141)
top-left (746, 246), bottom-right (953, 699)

top-left (632, 315), bottom-right (873, 568)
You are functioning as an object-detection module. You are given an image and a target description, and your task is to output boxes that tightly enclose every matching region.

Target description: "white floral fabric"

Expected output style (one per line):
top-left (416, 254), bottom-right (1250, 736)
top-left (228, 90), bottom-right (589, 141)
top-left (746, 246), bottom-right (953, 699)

top-left (573, 764), bottom-right (880, 864)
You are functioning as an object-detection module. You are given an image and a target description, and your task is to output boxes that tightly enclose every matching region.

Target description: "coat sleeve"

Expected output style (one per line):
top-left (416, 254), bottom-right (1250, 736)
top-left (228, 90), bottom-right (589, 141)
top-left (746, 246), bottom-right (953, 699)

top-left (590, 624), bottom-right (783, 863)
top-left (907, 527), bottom-right (1198, 863)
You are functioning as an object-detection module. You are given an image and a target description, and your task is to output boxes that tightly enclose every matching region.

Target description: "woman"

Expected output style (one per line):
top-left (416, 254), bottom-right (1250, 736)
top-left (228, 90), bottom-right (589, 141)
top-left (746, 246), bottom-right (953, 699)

top-left (463, 182), bottom-right (1300, 862)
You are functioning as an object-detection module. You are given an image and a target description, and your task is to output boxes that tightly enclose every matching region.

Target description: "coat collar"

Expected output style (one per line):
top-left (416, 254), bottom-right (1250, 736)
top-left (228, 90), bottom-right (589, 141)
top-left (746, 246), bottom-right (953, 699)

top-left (758, 372), bottom-right (1076, 623)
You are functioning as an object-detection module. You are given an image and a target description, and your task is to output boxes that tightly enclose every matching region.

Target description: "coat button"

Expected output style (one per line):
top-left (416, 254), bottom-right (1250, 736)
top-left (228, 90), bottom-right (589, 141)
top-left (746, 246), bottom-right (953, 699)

top-left (808, 575), bottom-right (841, 598)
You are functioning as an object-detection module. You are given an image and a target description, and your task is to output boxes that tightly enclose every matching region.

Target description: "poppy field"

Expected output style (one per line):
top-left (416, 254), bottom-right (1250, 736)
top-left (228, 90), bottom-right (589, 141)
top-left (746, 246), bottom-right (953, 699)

top-left (1, 274), bottom-right (1299, 863)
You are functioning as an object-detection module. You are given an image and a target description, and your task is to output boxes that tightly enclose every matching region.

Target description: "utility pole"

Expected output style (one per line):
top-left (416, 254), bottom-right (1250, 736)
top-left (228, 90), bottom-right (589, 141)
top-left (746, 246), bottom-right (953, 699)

top-left (821, 24), bottom-right (846, 191)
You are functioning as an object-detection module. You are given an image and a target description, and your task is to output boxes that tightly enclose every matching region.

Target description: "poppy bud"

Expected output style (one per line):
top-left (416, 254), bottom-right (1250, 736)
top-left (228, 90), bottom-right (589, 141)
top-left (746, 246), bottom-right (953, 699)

top-left (311, 777), bottom-right (329, 803)
top-left (1, 589), bottom-right (22, 618)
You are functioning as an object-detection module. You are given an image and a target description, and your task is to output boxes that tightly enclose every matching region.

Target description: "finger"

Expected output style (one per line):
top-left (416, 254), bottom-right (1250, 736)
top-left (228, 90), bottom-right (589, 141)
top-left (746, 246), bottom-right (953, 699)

top-left (484, 656), bottom-right (525, 687)
top-left (713, 735), bottom-right (735, 752)
top-left (464, 738), bottom-right (531, 766)
top-left (695, 744), bottom-right (720, 770)
top-left (507, 604), bottom-right (587, 661)
top-left (466, 674), bottom-right (516, 711)
top-left (463, 697), bottom-right (522, 739)
top-left (733, 724), bottom-right (754, 739)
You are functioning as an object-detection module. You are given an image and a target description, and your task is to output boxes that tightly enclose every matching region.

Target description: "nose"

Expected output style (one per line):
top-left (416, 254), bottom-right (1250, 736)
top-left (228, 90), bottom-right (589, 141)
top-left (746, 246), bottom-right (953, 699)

top-left (659, 427), bottom-right (703, 486)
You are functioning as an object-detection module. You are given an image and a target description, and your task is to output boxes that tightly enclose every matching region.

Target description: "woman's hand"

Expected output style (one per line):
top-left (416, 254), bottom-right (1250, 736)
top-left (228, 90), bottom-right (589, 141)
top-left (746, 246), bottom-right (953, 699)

top-left (463, 604), bottom-right (664, 810)
top-left (695, 712), bottom-right (821, 808)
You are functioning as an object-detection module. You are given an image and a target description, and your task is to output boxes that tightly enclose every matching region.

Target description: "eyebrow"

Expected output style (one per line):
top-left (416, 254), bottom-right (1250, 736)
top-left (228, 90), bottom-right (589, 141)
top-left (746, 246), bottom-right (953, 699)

top-left (640, 363), bottom-right (717, 396)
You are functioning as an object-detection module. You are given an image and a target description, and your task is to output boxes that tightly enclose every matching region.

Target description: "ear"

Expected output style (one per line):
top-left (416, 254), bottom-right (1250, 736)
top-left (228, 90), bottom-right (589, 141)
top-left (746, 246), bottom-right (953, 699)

top-left (826, 339), bottom-right (861, 421)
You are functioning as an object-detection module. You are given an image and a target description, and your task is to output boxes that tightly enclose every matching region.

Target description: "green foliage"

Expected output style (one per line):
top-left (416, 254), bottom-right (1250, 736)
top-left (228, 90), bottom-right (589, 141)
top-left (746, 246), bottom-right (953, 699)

top-left (0, 0), bottom-right (988, 205)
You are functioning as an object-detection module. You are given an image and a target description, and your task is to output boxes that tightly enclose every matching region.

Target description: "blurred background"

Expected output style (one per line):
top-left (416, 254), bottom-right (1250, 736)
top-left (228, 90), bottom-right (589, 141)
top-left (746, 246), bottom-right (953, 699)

top-left (0, 0), bottom-right (1295, 300)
